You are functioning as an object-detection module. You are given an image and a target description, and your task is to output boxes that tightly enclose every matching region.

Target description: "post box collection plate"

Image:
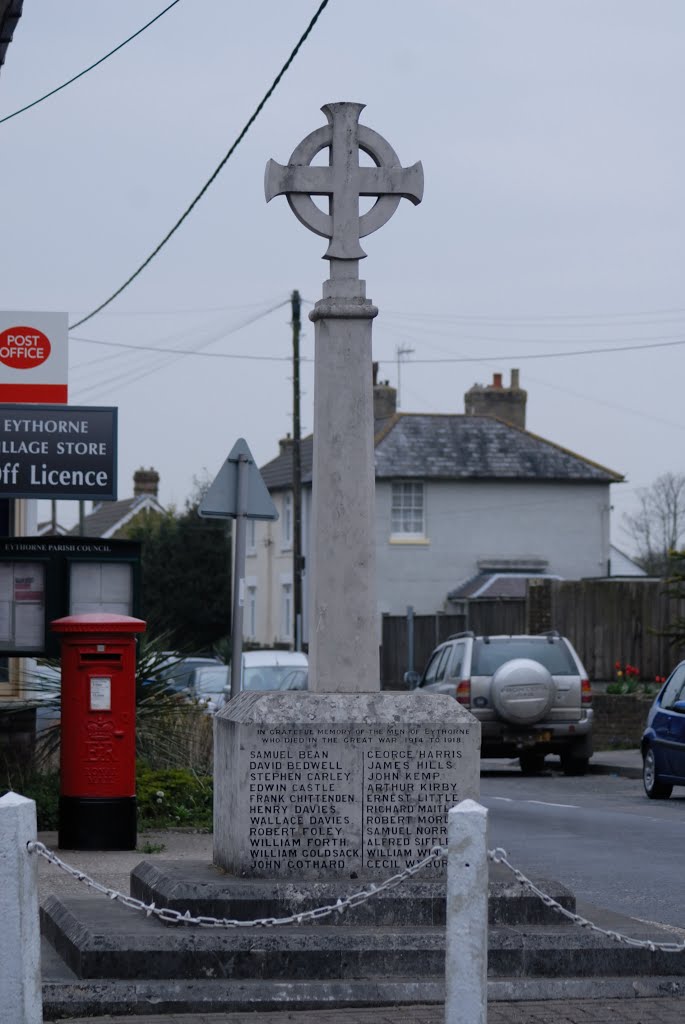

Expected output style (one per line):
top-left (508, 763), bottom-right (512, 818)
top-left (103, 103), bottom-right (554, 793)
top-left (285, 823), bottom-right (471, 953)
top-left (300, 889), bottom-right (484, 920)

top-left (89, 677), bottom-right (111, 712)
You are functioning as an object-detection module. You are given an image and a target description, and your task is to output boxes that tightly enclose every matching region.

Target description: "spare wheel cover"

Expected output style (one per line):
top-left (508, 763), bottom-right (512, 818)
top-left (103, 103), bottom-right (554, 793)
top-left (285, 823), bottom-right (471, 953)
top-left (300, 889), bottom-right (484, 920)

top-left (491, 658), bottom-right (554, 725)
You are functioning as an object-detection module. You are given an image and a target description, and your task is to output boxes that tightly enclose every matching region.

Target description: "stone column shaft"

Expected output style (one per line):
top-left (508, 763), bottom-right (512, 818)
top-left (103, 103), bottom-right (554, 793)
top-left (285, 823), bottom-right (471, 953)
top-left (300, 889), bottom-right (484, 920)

top-left (308, 292), bottom-right (378, 692)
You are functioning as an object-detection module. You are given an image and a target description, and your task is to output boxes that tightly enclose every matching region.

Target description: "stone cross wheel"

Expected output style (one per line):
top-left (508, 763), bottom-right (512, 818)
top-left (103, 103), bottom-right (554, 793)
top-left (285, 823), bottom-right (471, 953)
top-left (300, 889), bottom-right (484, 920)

top-left (265, 102), bottom-right (424, 261)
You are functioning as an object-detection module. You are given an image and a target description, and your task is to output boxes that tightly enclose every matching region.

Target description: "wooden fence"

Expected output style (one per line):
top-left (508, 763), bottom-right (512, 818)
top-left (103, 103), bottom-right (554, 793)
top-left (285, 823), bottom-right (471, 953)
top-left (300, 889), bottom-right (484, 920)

top-left (381, 600), bottom-right (525, 688)
top-left (380, 580), bottom-right (685, 688)
top-left (548, 579), bottom-right (685, 682)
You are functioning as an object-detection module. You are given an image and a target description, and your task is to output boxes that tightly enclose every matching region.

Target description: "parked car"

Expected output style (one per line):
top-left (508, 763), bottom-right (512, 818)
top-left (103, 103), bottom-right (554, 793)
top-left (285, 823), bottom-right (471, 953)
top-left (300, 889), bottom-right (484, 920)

top-left (185, 664), bottom-right (230, 713)
top-left (153, 655), bottom-right (223, 695)
top-left (409, 631), bottom-right (593, 775)
top-left (642, 662), bottom-right (685, 799)
top-left (239, 650), bottom-right (308, 692)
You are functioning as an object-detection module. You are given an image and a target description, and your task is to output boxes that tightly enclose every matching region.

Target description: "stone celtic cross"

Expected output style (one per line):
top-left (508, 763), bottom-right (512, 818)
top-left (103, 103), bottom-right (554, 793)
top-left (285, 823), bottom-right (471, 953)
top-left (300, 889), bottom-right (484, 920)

top-left (265, 102), bottom-right (424, 266)
top-left (264, 102), bottom-right (423, 693)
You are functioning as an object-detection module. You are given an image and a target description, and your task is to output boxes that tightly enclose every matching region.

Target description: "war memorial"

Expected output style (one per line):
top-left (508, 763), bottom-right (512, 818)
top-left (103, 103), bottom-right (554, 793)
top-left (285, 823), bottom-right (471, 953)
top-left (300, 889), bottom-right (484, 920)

top-left (214, 100), bottom-right (479, 880)
top-left (34, 103), bottom-right (685, 1020)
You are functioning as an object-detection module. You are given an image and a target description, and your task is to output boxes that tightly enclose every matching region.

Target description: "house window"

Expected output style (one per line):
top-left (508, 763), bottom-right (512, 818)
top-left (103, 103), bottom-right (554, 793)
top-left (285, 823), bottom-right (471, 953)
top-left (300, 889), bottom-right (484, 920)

top-left (246, 585), bottom-right (257, 640)
top-left (281, 493), bottom-right (293, 549)
top-left (391, 482), bottom-right (425, 537)
top-left (280, 582), bottom-right (292, 640)
top-left (246, 518), bottom-right (256, 556)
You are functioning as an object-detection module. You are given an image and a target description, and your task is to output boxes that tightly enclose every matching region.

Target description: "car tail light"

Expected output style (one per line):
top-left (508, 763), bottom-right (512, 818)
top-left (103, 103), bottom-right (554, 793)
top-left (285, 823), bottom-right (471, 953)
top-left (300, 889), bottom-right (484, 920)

top-left (581, 679), bottom-right (592, 705)
top-left (456, 679), bottom-right (471, 705)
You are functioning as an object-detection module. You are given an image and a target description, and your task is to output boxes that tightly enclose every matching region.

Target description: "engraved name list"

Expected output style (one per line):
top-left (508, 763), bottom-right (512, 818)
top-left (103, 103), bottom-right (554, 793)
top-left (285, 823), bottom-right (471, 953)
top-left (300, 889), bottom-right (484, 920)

top-left (246, 722), bottom-right (472, 876)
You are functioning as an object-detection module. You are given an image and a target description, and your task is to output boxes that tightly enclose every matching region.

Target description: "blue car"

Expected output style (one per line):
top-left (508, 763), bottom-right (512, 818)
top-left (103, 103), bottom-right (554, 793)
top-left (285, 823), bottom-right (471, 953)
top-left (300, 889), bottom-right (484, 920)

top-left (642, 661), bottom-right (685, 799)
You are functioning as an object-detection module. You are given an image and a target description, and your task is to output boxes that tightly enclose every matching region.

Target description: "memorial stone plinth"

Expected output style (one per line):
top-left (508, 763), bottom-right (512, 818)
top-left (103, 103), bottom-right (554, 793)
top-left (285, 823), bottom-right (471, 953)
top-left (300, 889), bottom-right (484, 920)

top-left (214, 692), bottom-right (479, 880)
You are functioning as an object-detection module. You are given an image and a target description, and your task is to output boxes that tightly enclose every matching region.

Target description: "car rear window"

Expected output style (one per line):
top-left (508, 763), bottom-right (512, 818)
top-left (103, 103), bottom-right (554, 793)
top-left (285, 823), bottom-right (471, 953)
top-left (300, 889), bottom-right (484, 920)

top-left (471, 638), bottom-right (577, 676)
top-left (244, 665), bottom-right (307, 691)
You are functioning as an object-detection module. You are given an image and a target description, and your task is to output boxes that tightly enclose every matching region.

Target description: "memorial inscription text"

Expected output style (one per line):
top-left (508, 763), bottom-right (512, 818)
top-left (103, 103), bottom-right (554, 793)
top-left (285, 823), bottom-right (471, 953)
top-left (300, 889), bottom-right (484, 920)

top-left (245, 723), bottom-right (471, 874)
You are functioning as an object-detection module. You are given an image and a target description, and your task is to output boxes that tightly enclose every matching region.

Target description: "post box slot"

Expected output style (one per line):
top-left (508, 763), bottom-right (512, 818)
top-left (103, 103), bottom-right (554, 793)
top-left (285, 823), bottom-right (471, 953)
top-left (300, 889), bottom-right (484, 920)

top-left (79, 653), bottom-right (122, 662)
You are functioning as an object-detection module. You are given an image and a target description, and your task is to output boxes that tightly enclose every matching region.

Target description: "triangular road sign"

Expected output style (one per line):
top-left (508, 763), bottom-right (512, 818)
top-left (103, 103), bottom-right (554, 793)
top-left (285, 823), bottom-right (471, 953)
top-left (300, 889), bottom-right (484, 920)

top-left (199, 438), bottom-right (278, 520)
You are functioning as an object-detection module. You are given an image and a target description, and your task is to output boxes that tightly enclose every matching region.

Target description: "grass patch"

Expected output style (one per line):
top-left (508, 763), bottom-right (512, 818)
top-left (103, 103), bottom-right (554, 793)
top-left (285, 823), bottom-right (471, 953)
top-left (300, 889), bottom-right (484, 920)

top-left (137, 840), bottom-right (167, 854)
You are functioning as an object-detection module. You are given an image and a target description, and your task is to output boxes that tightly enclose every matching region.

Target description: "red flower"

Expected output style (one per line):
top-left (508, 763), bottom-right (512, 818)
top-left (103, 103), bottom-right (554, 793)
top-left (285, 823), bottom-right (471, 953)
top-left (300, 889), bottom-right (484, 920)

top-left (614, 660), bottom-right (622, 671)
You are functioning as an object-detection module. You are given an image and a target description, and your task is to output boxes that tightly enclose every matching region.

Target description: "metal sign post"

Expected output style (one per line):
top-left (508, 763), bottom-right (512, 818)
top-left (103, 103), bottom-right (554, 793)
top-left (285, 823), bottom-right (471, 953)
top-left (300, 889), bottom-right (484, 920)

top-left (230, 455), bottom-right (248, 700)
top-left (199, 439), bottom-right (278, 701)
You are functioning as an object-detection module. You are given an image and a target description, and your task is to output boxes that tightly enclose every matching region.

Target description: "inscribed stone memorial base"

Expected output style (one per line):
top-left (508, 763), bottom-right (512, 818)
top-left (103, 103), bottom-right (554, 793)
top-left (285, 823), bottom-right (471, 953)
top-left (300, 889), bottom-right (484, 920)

top-left (213, 691), bottom-right (480, 881)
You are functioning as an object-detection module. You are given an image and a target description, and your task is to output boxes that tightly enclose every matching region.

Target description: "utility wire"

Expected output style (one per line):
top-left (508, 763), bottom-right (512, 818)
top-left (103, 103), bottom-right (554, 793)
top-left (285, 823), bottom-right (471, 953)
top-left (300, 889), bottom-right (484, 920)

top-left (310, 296), bottom-right (685, 325)
top-left (384, 305), bottom-right (685, 324)
top-left (72, 337), bottom-right (294, 362)
top-left (382, 321), bottom-right (685, 346)
top-left (70, 297), bottom-right (291, 361)
top-left (73, 320), bottom-right (685, 367)
top-left (69, 0), bottom-right (332, 331)
top-left (0, 0), bottom-right (183, 126)
top-left (72, 298), bottom-right (294, 400)
top-left (70, 297), bottom-right (286, 317)
top-left (378, 335), bottom-right (685, 363)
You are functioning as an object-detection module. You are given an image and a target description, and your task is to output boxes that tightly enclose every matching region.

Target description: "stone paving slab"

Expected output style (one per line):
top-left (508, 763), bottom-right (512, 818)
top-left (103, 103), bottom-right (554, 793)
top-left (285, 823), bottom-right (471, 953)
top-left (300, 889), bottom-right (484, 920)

top-left (54, 998), bottom-right (685, 1024)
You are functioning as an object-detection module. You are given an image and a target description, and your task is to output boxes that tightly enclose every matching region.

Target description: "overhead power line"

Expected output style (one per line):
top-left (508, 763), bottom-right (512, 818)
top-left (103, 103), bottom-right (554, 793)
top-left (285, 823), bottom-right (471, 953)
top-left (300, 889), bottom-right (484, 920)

top-left (69, 297), bottom-right (286, 317)
top-left (381, 336), bottom-right (685, 363)
top-left (71, 337), bottom-right (294, 362)
top-left (72, 320), bottom-right (685, 368)
top-left (70, 297), bottom-right (292, 361)
top-left (0, 0), bottom-right (183, 126)
top-left (69, 0), bottom-right (332, 331)
top-left (384, 305), bottom-right (685, 324)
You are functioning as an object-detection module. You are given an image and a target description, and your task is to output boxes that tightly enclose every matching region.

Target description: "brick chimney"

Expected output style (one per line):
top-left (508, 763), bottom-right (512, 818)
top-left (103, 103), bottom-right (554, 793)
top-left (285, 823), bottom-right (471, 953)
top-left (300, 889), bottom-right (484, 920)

top-left (372, 361), bottom-right (397, 422)
top-left (464, 369), bottom-right (527, 429)
top-left (133, 467), bottom-right (159, 497)
top-left (279, 434), bottom-right (293, 456)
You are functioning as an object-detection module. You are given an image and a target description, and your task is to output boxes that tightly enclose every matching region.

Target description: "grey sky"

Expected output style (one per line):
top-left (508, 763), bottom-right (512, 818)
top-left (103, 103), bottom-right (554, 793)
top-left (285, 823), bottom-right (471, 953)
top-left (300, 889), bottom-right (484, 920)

top-left (1, 1), bottom-right (683, 551)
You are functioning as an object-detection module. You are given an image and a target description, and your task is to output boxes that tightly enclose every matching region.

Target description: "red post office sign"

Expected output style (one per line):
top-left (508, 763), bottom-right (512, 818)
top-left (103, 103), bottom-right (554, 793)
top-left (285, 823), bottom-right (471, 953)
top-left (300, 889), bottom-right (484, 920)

top-left (0, 311), bottom-right (68, 403)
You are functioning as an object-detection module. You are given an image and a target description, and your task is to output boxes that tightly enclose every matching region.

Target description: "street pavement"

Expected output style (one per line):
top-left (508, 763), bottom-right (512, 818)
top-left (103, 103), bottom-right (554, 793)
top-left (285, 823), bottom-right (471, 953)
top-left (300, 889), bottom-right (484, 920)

top-left (44, 748), bottom-right (685, 1024)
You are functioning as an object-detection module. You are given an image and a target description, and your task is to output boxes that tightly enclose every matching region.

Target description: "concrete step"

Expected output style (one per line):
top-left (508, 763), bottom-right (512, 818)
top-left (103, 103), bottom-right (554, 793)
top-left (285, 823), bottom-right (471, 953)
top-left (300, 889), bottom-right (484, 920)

top-left (130, 858), bottom-right (575, 928)
top-left (41, 893), bottom-right (685, 984)
top-left (41, 974), bottom-right (445, 1021)
top-left (40, 972), bottom-right (685, 1023)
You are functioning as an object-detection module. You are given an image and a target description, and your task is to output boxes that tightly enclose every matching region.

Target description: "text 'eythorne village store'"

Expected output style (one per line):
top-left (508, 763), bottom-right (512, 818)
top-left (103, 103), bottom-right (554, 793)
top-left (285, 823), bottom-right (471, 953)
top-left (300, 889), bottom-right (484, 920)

top-left (0, 405), bottom-right (117, 500)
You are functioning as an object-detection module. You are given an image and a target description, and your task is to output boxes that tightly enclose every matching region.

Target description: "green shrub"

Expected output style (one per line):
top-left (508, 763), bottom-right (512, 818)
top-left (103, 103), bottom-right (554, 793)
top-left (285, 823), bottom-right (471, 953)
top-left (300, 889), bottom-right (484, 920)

top-left (136, 697), bottom-right (213, 774)
top-left (1, 769), bottom-right (60, 829)
top-left (1, 765), bottom-right (213, 831)
top-left (137, 765), bottom-right (213, 830)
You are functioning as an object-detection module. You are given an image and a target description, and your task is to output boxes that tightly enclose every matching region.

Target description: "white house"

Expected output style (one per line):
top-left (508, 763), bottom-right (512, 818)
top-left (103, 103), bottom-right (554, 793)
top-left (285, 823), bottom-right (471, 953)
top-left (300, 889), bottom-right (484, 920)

top-left (245, 369), bottom-right (623, 648)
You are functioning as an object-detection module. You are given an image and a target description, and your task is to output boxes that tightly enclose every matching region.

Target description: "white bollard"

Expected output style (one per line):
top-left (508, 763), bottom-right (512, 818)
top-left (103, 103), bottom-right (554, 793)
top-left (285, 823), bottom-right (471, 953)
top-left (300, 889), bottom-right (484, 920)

top-left (0, 792), bottom-right (42, 1023)
top-left (445, 799), bottom-right (488, 1024)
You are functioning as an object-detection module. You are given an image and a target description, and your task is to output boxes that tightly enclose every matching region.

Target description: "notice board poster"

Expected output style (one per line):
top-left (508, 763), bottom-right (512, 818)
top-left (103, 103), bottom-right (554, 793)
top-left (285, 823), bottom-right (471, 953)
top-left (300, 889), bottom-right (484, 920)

top-left (0, 562), bottom-right (45, 652)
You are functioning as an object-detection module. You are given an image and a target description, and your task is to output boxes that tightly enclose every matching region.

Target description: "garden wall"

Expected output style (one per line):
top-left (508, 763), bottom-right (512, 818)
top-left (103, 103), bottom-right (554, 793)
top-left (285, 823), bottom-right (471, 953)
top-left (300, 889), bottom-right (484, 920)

top-left (591, 692), bottom-right (653, 750)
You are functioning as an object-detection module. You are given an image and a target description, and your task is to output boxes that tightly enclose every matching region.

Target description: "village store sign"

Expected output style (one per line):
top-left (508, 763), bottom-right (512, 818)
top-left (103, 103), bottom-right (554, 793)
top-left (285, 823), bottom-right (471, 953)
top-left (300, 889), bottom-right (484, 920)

top-left (0, 405), bottom-right (117, 500)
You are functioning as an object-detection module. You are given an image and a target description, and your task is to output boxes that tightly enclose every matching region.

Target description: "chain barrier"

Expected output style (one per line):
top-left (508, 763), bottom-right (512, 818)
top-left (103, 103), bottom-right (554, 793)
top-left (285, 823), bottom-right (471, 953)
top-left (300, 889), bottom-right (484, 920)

top-left (488, 846), bottom-right (685, 953)
top-left (28, 839), bottom-right (685, 951)
top-left (27, 840), bottom-right (445, 928)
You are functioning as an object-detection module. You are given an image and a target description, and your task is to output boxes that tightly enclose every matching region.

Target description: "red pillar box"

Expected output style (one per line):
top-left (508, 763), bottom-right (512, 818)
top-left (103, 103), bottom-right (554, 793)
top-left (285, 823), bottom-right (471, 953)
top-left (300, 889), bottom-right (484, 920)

top-left (51, 613), bottom-right (146, 850)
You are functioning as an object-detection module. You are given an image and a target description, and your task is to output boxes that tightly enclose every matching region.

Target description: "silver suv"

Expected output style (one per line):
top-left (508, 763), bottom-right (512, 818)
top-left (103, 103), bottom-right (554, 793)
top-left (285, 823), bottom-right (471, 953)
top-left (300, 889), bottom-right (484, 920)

top-left (412, 631), bottom-right (593, 775)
